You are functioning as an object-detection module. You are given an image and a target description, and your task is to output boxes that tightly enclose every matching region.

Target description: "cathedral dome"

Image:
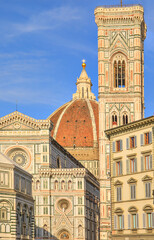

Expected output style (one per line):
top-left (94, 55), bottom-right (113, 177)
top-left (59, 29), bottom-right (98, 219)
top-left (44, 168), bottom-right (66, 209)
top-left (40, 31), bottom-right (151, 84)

top-left (48, 61), bottom-right (99, 177)
top-left (49, 98), bottom-right (98, 148)
top-left (48, 61), bottom-right (98, 148)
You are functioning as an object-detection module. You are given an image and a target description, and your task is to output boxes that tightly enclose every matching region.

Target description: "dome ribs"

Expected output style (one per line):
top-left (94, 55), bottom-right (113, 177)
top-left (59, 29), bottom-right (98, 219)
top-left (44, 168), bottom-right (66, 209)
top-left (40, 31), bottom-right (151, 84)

top-left (55, 99), bottom-right (94, 147)
top-left (90, 100), bottom-right (99, 144)
top-left (50, 105), bottom-right (67, 137)
top-left (49, 99), bottom-right (99, 149)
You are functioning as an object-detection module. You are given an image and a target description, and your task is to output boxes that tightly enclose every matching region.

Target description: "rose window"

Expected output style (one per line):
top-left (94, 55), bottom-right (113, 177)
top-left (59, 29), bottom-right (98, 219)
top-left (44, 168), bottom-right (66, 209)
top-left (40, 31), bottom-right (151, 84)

top-left (8, 149), bottom-right (29, 168)
top-left (58, 199), bottom-right (69, 212)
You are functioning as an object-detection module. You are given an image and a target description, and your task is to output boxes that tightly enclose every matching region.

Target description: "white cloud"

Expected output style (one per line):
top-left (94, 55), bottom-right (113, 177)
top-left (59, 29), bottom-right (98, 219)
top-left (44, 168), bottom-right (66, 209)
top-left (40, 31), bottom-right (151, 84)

top-left (0, 85), bottom-right (67, 106)
top-left (10, 6), bottom-right (84, 35)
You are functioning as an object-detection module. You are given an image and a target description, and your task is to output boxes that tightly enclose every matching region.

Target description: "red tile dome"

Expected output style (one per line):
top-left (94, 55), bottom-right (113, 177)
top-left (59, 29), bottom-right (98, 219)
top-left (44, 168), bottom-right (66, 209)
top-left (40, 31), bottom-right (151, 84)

top-left (48, 98), bottom-right (99, 148)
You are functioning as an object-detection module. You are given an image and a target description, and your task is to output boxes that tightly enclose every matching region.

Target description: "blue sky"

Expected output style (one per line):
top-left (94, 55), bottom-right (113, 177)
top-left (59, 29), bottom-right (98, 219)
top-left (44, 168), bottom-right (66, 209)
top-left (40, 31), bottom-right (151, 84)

top-left (0, 0), bottom-right (153, 119)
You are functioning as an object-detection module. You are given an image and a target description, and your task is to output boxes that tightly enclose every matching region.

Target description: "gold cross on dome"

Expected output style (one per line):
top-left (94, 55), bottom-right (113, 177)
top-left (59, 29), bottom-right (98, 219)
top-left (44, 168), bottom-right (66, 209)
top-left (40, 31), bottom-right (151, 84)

top-left (82, 59), bottom-right (86, 63)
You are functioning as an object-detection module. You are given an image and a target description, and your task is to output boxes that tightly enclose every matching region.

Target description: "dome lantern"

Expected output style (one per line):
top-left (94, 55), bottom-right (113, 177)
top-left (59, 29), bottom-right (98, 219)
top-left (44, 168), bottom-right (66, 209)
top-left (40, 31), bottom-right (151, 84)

top-left (72, 60), bottom-right (96, 100)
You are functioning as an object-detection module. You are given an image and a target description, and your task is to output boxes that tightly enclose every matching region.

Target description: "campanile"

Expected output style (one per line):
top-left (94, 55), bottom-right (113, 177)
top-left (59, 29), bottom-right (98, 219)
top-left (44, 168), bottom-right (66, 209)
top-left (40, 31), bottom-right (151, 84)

top-left (95, 4), bottom-right (146, 240)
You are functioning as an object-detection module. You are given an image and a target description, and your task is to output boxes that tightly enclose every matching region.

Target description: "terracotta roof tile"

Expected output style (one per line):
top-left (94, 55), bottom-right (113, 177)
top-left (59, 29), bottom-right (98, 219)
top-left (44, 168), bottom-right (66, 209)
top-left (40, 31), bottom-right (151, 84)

top-left (49, 99), bottom-right (99, 148)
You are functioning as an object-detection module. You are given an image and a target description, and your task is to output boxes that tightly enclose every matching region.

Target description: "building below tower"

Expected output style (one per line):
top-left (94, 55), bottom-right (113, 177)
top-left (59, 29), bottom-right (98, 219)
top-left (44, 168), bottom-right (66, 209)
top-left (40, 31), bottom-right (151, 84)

top-left (106, 116), bottom-right (154, 240)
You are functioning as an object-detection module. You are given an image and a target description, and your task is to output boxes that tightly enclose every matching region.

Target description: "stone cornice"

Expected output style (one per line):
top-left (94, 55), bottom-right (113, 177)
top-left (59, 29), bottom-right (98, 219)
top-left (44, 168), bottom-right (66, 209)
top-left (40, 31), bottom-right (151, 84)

top-left (40, 167), bottom-right (86, 177)
top-left (0, 111), bottom-right (53, 130)
top-left (105, 116), bottom-right (154, 137)
top-left (39, 167), bottom-right (99, 188)
top-left (95, 17), bottom-right (143, 27)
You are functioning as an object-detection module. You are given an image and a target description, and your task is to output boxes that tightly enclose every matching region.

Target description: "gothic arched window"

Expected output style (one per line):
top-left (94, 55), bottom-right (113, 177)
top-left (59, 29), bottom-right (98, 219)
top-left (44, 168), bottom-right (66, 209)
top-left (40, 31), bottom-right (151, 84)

top-left (54, 180), bottom-right (58, 190)
top-left (112, 113), bottom-right (117, 126)
top-left (61, 180), bottom-right (65, 190)
top-left (78, 225), bottom-right (83, 237)
top-left (68, 180), bottom-right (72, 190)
top-left (0, 207), bottom-right (7, 220)
top-left (123, 114), bottom-right (128, 125)
top-left (114, 60), bottom-right (125, 88)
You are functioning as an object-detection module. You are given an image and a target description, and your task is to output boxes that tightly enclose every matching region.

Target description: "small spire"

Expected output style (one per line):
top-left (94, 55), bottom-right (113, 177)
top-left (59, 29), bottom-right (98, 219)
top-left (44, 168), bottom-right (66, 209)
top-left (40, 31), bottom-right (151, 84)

top-left (121, 0), bottom-right (122, 7)
top-left (72, 60), bottom-right (96, 100)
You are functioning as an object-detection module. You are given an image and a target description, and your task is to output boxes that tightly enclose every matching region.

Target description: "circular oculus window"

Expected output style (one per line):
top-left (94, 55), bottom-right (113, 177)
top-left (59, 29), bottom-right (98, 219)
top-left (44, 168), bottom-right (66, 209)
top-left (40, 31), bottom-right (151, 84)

top-left (10, 151), bottom-right (28, 167)
top-left (58, 199), bottom-right (69, 212)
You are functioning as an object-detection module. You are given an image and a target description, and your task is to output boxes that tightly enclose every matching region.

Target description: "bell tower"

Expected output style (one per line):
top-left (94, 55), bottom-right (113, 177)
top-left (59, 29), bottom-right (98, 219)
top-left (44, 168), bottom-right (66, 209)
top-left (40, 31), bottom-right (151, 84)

top-left (95, 4), bottom-right (146, 240)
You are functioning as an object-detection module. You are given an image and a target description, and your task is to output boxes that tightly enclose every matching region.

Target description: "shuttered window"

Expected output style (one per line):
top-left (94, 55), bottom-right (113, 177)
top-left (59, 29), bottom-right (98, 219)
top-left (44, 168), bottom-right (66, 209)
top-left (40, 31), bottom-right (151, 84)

top-left (136, 214), bottom-right (139, 229)
top-left (145, 132), bottom-right (152, 145)
top-left (128, 214), bottom-right (131, 229)
top-left (132, 214), bottom-right (139, 229)
top-left (126, 138), bottom-right (129, 149)
top-left (122, 215), bottom-right (124, 229)
top-left (116, 140), bottom-right (121, 152)
top-left (141, 155), bottom-right (152, 171)
top-left (140, 134), bottom-right (144, 146)
top-left (131, 185), bottom-right (136, 200)
top-left (145, 182), bottom-right (151, 198)
top-left (141, 156), bottom-right (144, 171)
top-left (143, 212), bottom-right (154, 229)
top-left (135, 136), bottom-right (137, 147)
top-left (114, 215), bottom-right (117, 230)
top-left (143, 213), bottom-right (146, 228)
top-left (149, 131), bottom-right (152, 144)
top-left (116, 161), bottom-right (122, 176)
top-left (120, 140), bottom-right (123, 151)
top-left (113, 142), bottom-right (115, 153)
top-left (114, 214), bottom-right (124, 230)
top-left (117, 187), bottom-right (122, 201)
top-left (152, 212), bottom-right (154, 228)
top-left (126, 159), bottom-right (130, 174)
top-left (130, 158), bottom-right (137, 173)
top-left (141, 132), bottom-right (152, 146)
top-left (113, 140), bottom-right (123, 152)
top-left (145, 155), bottom-right (152, 170)
top-left (130, 136), bottom-right (135, 148)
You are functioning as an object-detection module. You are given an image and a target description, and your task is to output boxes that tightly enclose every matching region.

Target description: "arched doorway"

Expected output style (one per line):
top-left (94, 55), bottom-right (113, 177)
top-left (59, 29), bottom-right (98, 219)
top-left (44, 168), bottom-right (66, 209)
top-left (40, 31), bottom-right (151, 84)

top-left (59, 231), bottom-right (70, 240)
